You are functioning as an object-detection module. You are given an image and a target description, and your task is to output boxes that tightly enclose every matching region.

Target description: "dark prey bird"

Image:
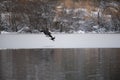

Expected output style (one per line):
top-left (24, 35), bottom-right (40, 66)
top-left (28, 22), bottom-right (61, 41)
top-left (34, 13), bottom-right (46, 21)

top-left (41, 28), bottom-right (55, 41)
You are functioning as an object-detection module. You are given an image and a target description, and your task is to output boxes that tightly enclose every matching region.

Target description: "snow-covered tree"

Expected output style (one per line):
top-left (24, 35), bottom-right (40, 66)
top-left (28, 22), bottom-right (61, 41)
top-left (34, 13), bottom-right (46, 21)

top-left (0, 0), bottom-right (120, 33)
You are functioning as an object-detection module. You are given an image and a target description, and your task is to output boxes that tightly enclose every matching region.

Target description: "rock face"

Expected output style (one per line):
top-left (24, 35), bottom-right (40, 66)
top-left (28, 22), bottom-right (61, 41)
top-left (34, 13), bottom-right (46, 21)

top-left (0, 49), bottom-right (120, 80)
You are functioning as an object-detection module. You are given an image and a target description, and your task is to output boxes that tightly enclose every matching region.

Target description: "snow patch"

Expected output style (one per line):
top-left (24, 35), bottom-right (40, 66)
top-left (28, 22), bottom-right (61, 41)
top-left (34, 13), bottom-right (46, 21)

top-left (17, 27), bottom-right (32, 33)
top-left (93, 25), bottom-right (99, 29)
top-left (76, 30), bottom-right (85, 34)
top-left (0, 31), bottom-right (18, 34)
top-left (1, 31), bottom-right (10, 34)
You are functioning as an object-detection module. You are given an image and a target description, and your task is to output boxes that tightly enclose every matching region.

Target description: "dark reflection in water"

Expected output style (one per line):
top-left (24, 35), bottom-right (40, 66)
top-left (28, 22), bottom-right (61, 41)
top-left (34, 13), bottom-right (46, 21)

top-left (0, 49), bottom-right (120, 80)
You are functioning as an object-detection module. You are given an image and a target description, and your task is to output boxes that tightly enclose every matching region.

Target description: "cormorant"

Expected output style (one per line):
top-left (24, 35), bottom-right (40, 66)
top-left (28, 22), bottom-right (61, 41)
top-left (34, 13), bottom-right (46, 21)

top-left (41, 28), bottom-right (55, 41)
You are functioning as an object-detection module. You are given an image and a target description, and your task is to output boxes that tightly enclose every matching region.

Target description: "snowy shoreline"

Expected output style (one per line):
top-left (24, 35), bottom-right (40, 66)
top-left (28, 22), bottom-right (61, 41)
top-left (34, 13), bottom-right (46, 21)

top-left (0, 34), bottom-right (120, 49)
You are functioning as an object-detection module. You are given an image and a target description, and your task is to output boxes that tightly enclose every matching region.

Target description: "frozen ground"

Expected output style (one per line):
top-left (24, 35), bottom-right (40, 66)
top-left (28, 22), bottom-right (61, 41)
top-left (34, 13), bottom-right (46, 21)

top-left (0, 34), bottom-right (120, 49)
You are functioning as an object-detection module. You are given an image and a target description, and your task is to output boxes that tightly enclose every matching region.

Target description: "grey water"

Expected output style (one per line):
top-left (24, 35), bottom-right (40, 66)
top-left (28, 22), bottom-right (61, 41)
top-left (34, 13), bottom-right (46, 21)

top-left (0, 49), bottom-right (120, 80)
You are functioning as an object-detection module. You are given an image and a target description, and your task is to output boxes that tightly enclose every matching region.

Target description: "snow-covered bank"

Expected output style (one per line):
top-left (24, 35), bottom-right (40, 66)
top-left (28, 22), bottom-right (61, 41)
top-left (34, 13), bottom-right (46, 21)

top-left (0, 34), bottom-right (120, 49)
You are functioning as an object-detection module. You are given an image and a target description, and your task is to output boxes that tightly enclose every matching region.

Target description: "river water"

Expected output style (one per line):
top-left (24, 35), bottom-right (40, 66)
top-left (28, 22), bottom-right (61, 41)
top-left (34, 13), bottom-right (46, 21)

top-left (0, 48), bottom-right (120, 80)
